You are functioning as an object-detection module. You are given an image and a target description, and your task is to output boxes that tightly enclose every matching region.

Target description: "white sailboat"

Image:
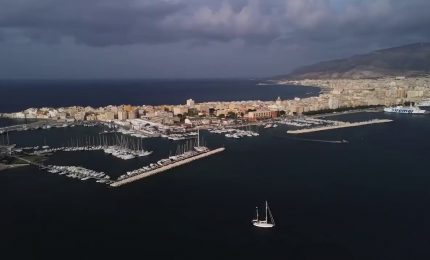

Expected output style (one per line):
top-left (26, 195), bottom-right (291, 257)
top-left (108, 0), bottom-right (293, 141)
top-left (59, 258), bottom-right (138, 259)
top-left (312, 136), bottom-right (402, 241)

top-left (252, 201), bottom-right (275, 228)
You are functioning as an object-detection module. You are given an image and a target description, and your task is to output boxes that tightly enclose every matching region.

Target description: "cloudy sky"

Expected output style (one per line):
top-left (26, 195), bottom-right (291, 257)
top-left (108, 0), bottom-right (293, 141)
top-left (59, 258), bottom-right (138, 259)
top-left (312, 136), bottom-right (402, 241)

top-left (0, 0), bottom-right (429, 79)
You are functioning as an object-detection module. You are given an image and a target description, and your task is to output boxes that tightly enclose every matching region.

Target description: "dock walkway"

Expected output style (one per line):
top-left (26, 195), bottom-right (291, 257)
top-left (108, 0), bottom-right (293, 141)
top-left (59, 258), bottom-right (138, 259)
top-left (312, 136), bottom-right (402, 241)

top-left (110, 147), bottom-right (225, 187)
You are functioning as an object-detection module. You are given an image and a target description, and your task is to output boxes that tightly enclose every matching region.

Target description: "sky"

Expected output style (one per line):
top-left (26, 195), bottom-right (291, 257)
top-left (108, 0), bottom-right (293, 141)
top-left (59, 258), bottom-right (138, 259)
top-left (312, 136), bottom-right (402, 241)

top-left (0, 0), bottom-right (429, 79)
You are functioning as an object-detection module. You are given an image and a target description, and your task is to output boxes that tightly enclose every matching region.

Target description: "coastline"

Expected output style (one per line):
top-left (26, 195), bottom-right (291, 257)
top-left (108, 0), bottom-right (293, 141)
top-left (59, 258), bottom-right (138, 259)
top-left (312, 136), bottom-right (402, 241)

top-left (0, 79), bottom-right (320, 113)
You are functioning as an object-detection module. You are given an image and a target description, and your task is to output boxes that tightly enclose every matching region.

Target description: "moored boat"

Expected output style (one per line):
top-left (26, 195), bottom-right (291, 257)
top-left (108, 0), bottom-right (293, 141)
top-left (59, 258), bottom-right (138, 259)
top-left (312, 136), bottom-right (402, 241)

top-left (383, 105), bottom-right (425, 114)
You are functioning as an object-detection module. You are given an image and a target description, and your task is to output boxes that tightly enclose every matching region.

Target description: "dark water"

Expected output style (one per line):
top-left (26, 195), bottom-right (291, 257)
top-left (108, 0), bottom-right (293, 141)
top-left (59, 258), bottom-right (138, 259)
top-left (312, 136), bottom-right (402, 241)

top-left (0, 79), bottom-right (319, 112)
top-left (1, 112), bottom-right (430, 259)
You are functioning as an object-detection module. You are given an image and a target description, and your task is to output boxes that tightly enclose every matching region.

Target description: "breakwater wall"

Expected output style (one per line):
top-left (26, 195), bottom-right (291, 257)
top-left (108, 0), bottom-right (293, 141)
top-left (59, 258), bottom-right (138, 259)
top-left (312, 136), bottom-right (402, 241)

top-left (110, 147), bottom-right (225, 187)
top-left (287, 119), bottom-right (393, 134)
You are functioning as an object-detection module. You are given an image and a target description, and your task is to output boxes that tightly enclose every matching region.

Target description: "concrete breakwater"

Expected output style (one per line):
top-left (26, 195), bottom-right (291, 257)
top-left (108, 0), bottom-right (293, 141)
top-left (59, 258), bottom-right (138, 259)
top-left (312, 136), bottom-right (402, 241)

top-left (110, 147), bottom-right (225, 187)
top-left (287, 119), bottom-right (393, 134)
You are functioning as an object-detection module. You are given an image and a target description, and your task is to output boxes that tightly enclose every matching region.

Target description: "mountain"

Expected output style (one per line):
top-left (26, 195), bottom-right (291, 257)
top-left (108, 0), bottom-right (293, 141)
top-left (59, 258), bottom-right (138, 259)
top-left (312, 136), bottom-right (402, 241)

top-left (278, 43), bottom-right (430, 80)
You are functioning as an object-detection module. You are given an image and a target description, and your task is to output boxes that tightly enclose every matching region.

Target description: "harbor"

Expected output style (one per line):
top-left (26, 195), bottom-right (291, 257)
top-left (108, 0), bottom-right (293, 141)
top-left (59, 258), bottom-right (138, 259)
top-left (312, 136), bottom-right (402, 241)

top-left (0, 107), bottom-right (419, 188)
top-left (1, 125), bottom-right (226, 186)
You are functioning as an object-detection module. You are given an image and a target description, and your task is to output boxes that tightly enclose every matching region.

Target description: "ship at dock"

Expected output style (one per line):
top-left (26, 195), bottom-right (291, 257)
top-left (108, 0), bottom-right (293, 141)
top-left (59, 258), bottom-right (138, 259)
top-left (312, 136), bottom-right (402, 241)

top-left (383, 105), bottom-right (425, 114)
top-left (417, 100), bottom-right (430, 110)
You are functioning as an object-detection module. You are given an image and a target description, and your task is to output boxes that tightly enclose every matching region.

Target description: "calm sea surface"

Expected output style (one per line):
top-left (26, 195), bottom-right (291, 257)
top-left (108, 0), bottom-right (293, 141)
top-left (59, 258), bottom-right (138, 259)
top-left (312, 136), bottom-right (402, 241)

top-left (1, 81), bottom-right (430, 259)
top-left (0, 79), bottom-right (319, 112)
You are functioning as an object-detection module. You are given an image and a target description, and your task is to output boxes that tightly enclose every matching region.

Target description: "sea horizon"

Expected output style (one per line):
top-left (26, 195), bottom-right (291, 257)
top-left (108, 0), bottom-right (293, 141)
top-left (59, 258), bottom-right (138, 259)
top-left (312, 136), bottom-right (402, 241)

top-left (0, 78), bottom-right (320, 113)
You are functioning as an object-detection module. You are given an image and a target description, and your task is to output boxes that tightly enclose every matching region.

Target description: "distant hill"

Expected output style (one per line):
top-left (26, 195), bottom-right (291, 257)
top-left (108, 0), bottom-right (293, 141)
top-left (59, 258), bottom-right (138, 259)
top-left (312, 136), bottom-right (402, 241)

top-left (277, 43), bottom-right (430, 80)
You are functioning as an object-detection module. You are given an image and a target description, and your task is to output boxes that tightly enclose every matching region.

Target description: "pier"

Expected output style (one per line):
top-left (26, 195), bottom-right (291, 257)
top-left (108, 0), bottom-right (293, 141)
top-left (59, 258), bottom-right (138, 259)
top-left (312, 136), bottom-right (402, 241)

top-left (110, 147), bottom-right (225, 187)
top-left (287, 119), bottom-right (393, 134)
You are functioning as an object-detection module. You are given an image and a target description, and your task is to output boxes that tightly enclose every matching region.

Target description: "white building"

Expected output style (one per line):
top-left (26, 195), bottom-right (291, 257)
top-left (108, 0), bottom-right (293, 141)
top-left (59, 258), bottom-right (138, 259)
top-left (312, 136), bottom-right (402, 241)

top-left (186, 99), bottom-right (195, 107)
top-left (118, 110), bottom-right (128, 121)
top-left (328, 97), bottom-right (340, 109)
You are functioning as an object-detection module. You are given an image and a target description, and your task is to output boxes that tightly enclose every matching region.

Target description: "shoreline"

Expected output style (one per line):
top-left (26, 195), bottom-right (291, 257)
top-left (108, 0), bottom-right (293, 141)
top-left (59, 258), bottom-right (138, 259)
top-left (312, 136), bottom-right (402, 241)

top-left (0, 83), bottom-right (320, 115)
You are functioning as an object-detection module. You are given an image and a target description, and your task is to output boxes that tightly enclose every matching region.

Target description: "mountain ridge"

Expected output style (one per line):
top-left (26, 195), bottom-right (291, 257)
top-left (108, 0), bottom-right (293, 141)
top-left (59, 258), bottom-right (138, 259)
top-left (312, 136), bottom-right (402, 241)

top-left (277, 42), bottom-right (430, 80)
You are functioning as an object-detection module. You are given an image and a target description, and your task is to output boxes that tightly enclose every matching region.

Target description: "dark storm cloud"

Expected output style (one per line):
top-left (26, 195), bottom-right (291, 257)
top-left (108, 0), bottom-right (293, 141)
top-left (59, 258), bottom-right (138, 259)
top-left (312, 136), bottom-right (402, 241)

top-left (0, 0), bottom-right (430, 78)
top-left (0, 0), bottom-right (429, 47)
top-left (277, 0), bottom-right (430, 46)
top-left (0, 0), bottom-right (187, 46)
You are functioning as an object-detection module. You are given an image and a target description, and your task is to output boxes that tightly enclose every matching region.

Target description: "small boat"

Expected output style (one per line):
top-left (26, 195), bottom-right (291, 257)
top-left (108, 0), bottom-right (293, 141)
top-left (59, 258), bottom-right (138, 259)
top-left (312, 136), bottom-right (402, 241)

top-left (252, 201), bottom-right (275, 228)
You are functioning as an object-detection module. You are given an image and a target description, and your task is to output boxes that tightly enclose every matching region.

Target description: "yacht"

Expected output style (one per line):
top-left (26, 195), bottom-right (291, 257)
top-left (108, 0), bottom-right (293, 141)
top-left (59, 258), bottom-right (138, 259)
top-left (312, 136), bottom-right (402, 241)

top-left (252, 201), bottom-right (275, 228)
top-left (384, 105), bottom-right (425, 114)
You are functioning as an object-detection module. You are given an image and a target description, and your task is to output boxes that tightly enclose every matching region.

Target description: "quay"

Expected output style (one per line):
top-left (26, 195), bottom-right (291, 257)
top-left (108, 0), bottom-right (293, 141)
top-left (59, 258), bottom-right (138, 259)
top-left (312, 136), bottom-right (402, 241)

top-left (287, 119), bottom-right (393, 134)
top-left (0, 120), bottom-right (100, 134)
top-left (110, 147), bottom-right (225, 187)
top-left (310, 107), bottom-right (383, 118)
top-left (0, 121), bottom-right (50, 134)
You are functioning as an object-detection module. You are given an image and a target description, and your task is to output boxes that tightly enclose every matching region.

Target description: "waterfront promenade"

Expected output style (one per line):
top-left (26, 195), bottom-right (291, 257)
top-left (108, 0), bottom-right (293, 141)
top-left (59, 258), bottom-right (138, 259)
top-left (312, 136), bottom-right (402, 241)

top-left (110, 147), bottom-right (225, 187)
top-left (287, 119), bottom-right (393, 134)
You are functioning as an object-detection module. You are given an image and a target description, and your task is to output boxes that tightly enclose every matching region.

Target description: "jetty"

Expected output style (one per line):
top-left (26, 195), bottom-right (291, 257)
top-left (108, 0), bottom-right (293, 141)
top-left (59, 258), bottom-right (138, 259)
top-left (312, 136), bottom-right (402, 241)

top-left (110, 147), bottom-right (225, 187)
top-left (287, 119), bottom-right (393, 134)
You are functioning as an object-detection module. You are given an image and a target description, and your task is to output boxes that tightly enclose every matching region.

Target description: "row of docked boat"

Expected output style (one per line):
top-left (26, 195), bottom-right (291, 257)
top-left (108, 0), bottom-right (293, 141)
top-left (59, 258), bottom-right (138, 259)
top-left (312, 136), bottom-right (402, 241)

top-left (263, 124), bottom-right (278, 128)
top-left (208, 127), bottom-right (259, 138)
top-left (116, 126), bottom-right (199, 141)
top-left (45, 165), bottom-right (112, 183)
top-left (0, 121), bottom-right (106, 135)
top-left (116, 147), bottom-right (209, 181)
top-left (10, 145), bottom-right (51, 154)
top-left (278, 119), bottom-right (311, 127)
top-left (25, 145), bottom-right (153, 160)
top-left (116, 128), bottom-right (157, 138)
top-left (225, 130), bottom-right (259, 139)
top-left (278, 117), bottom-right (337, 127)
top-left (103, 146), bottom-right (152, 160)
top-left (162, 132), bottom-right (198, 141)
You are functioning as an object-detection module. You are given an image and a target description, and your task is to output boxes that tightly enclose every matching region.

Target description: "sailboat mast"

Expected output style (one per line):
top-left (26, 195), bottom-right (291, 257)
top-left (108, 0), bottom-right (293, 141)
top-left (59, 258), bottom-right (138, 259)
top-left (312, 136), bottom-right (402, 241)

top-left (256, 207), bottom-right (259, 221)
top-left (265, 201), bottom-right (268, 222)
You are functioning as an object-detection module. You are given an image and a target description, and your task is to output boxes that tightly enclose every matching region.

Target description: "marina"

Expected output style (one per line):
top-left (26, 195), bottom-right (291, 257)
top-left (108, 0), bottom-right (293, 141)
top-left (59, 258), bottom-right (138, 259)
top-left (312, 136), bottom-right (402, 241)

top-left (3, 127), bottom-right (225, 186)
top-left (208, 126), bottom-right (260, 139)
top-left (31, 144), bottom-right (225, 187)
top-left (27, 134), bottom-right (153, 160)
